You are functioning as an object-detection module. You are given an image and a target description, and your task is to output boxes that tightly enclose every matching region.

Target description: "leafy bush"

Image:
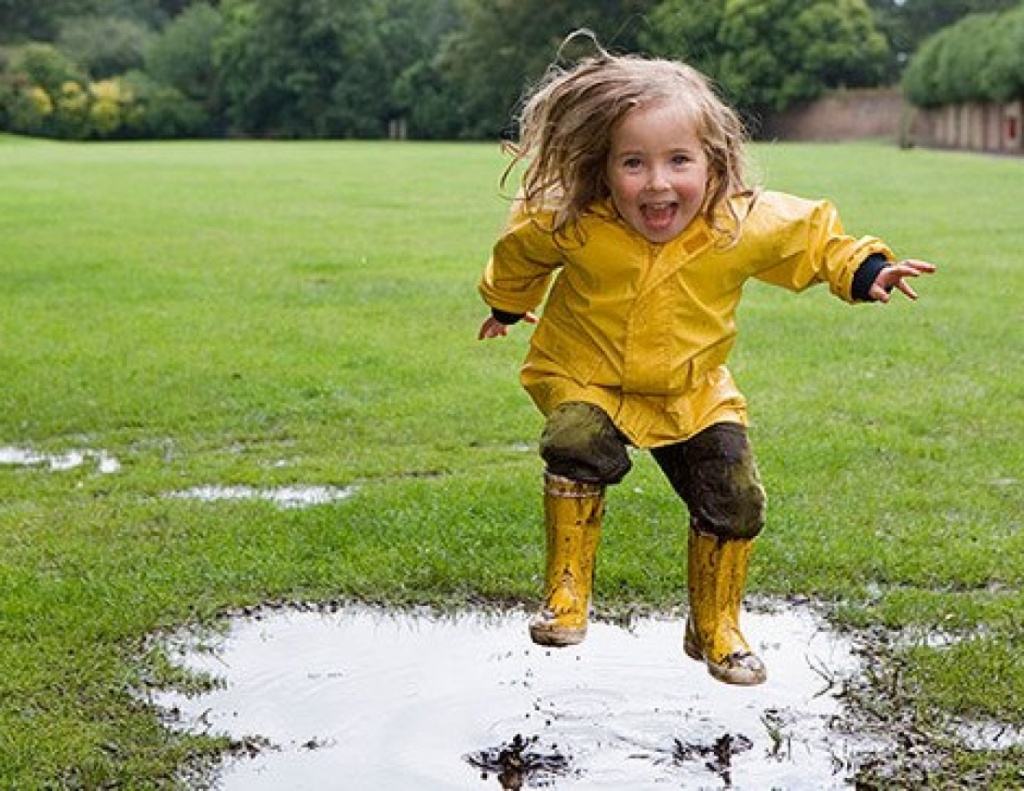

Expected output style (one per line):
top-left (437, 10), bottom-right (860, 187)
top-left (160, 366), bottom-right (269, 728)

top-left (53, 79), bottom-right (91, 138)
top-left (904, 5), bottom-right (1024, 107)
top-left (0, 37), bottom-right (214, 139)
top-left (9, 42), bottom-right (82, 93)
top-left (120, 69), bottom-right (212, 138)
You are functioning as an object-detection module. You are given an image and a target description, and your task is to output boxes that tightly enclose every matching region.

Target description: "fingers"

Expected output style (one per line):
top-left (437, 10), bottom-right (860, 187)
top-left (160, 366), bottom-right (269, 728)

top-left (896, 279), bottom-right (919, 300)
top-left (479, 312), bottom-right (539, 339)
top-left (873, 259), bottom-right (935, 303)
top-left (899, 258), bottom-right (937, 275)
top-left (869, 283), bottom-right (891, 303)
top-left (478, 318), bottom-right (510, 340)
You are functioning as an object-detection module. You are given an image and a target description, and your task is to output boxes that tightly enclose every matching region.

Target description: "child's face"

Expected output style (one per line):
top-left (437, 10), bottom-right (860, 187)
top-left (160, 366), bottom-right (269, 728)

top-left (605, 101), bottom-right (709, 244)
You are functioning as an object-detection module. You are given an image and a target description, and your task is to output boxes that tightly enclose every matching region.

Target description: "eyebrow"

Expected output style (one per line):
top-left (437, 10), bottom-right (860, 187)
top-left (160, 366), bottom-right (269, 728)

top-left (611, 145), bottom-right (698, 158)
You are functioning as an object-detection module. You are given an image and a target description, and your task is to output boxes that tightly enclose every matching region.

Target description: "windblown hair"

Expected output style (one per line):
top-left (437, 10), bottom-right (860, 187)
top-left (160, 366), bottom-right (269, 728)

top-left (504, 33), bottom-right (753, 244)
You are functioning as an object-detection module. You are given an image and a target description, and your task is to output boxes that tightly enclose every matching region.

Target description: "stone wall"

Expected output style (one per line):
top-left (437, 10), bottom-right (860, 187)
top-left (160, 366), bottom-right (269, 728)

top-left (760, 88), bottom-right (909, 142)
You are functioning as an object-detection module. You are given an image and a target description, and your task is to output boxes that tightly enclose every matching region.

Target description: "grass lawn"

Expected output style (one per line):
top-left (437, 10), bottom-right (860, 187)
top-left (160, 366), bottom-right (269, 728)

top-left (1, 134), bottom-right (1022, 787)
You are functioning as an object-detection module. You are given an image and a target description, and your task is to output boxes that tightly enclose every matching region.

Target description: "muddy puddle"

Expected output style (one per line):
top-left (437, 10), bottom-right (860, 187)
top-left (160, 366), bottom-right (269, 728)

top-left (158, 603), bottom-right (878, 789)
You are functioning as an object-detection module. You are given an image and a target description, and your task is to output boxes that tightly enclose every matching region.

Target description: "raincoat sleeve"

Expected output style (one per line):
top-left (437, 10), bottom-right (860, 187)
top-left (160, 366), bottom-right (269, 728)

top-left (749, 192), bottom-right (894, 303)
top-left (478, 209), bottom-right (564, 316)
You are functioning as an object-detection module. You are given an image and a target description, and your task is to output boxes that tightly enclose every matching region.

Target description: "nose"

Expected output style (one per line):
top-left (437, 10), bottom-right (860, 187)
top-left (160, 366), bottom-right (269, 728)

top-left (647, 166), bottom-right (670, 191)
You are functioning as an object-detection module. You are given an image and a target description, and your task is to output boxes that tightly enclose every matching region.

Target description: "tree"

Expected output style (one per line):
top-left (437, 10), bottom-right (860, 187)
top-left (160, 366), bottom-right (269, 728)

top-left (385, 0), bottom-right (462, 139)
top-left (215, 0), bottom-right (379, 137)
top-left (214, 0), bottom-right (454, 138)
top-left (641, 0), bottom-right (726, 77)
top-left (0, 0), bottom-right (93, 43)
top-left (641, 0), bottom-right (889, 120)
top-left (366, 0), bottom-right (461, 138)
top-left (715, 0), bottom-right (889, 113)
top-left (866, 0), bottom-right (1021, 78)
top-left (57, 15), bottom-right (152, 79)
top-left (439, 0), bottom-right (657, 139)
top-left (145, 2), bottom-right (224, 111)
top-left (88, 0), bottom-right (191, 28)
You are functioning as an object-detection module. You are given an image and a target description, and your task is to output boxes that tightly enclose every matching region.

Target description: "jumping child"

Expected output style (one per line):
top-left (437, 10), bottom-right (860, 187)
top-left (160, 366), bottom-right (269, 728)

top-left (477, 38), bottom-right (935, 686)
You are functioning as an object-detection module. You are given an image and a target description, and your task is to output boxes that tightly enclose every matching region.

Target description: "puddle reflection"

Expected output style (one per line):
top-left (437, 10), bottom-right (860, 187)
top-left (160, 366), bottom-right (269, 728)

top-left (159, 605), bottom-right (864, 789)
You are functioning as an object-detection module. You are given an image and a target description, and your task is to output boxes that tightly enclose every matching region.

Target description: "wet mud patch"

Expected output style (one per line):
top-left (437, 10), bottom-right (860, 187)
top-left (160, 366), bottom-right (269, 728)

top-left (157, 604), bottom-right (875, 789)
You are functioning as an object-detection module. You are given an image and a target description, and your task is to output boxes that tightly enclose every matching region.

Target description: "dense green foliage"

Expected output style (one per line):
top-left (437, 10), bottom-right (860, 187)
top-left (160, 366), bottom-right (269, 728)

top-left (903, 2), bottom-right (1024, 107)
top-left (867, 0), bottom-right (1021, 79)
top-left (1, 0), bottom-right (1014, 140)
top-left (645, 0), bottom-right (888, 113)
top-left (0, 137), bottom-right (1023, 786)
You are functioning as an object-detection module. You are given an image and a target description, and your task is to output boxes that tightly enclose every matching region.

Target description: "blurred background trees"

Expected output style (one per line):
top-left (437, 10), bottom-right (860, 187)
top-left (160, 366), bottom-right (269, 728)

top-left (902, 2), bottom-right (1024, 107)
top-left (0, 0), bottom-right (1020, 140)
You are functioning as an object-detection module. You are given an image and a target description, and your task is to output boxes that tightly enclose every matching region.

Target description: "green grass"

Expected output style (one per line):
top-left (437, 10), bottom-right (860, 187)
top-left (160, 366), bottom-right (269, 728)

top-left (1, 135), bottom-right (1022, 786)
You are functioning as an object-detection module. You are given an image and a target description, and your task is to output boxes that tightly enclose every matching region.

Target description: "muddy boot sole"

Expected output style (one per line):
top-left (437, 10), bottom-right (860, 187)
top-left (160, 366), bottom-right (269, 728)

top-left (529, 619), bottom-right (587, 647)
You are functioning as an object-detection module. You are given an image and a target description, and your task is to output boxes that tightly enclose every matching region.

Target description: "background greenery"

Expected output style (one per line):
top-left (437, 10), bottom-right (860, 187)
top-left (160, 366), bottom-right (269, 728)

top-left (1, 136), bottom-right (1022, 786)
top-left (903, 2), bottom-right (1024, 107)
top-left (1, 0), bottom-right (1021, 141)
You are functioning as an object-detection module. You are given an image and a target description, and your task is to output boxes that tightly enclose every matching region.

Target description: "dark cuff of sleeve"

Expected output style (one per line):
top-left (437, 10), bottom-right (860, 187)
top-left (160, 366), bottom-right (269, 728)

top-left (491, 308), bottom-right (525, 325)
top-left (851, 253), bottom-right (891, 302)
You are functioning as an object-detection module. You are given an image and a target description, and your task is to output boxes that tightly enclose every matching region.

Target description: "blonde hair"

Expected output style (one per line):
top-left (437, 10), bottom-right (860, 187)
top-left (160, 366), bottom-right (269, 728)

top-left (504, 35), bottom-right (753, 244)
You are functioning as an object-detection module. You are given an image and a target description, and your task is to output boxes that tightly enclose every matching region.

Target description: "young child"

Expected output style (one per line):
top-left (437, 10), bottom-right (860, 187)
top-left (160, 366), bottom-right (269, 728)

top-left (477, 41), bottom-right (935, 686)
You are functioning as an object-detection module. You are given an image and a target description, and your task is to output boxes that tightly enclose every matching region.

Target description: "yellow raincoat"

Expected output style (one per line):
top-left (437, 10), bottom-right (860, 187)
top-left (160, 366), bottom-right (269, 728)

top-left (479, 191), bottom-right (894, 448)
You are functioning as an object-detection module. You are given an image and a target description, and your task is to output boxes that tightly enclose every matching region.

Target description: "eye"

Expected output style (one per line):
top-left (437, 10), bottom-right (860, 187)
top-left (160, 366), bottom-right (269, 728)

top-left (671, 153), bottom-right (691, 167)
top-left (621, 156), bottom-right (643, 171)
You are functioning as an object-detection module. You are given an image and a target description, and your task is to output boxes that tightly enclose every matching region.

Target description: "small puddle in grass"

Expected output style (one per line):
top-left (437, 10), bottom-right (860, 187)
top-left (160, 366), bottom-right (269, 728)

top-left (0, 445), bottom-right (121, 473)
top-left (167, 484), bottom-right (355, 509)
top-left (158, 604), bottom-right (875, 789)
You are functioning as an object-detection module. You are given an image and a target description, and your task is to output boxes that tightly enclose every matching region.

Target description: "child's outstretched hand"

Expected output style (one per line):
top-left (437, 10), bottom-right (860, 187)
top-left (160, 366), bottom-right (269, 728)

top-left (477, 312), bottom-right (538, 340)
top-left (870, 259), bottom-right (937, 303)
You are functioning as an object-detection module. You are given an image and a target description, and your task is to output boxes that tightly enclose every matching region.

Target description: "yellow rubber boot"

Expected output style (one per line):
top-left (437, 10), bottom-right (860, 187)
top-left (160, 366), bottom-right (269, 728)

top-left (528, 474), bottom-right (604, 647)
top-left (684, 527), bottom-right (767, 686)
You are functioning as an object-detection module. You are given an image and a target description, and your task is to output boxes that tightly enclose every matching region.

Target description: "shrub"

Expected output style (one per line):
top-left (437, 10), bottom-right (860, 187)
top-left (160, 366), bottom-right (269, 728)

top-left (904, 5), bottom-right (1024, 107)
top-left (120, 70), bottom-right (212, 138)
top-left (53, 80), bottom-right (91, 139)
top-left (10, 42), bottom-right (82, 93)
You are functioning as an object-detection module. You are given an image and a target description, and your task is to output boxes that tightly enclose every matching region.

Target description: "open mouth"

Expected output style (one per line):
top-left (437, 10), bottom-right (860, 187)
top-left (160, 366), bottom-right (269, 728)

top-left (641, 201), bottom-right (678, 231)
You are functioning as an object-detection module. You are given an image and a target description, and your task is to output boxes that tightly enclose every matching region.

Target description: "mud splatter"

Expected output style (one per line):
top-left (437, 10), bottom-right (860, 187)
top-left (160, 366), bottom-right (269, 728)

top-left (466, 733), bottom-right (572, 789)
top-left (672, 732), bottom-right (753, 786)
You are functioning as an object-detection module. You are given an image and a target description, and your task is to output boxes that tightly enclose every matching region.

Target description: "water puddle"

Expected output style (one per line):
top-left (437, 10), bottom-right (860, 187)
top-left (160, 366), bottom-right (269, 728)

top-left (167, 484), bottom-right (355, 509)
top-left (1, 446), bottom-right (352, 509)
top-left (0, 445), bottom-right (121, 473)
top-left (158, 604), bottom-right (870, 789)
